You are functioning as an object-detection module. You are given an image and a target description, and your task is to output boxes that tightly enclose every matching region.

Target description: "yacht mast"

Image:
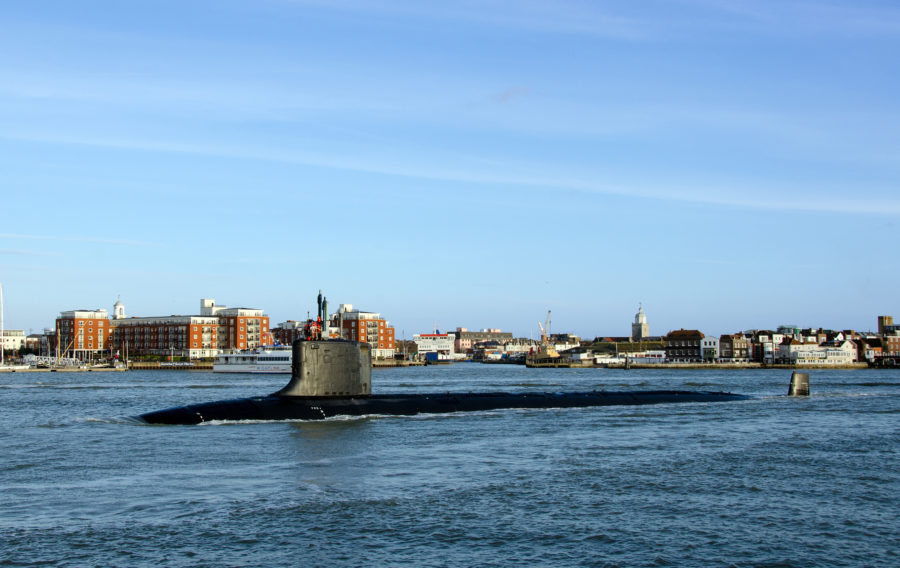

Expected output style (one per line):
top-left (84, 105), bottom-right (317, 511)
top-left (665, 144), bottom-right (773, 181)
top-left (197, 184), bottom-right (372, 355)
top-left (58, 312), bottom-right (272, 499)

top-left (1, 282), bottom-right (4, 366)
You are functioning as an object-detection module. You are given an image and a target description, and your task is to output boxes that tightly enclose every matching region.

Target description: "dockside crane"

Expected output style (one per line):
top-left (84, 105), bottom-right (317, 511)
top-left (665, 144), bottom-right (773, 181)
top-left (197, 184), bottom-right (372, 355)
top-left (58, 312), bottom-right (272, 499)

top-left (537, 310), bottom-right (551, 346)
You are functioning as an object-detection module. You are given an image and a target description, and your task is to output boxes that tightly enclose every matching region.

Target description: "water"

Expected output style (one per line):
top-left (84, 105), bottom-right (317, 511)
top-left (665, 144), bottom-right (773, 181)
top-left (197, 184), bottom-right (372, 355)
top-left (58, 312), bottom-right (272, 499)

top-left (2, 365), bottom-right (898, 567)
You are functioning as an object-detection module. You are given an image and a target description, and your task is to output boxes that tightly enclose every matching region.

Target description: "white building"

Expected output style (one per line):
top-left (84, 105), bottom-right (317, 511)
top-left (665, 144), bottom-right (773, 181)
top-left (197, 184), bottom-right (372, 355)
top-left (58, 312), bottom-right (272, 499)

top-left (413, 333), bottom-right (455, 359)
top-left (631, 305), bottom-right (649, 340)
top-left (778, 339), bottom-right (858, 365)
top-left (113, 296), bottom-right (126, 320)
top-left (630, 350), bottom-right (666, 363)
top-left (1, 329), bottom-right (26, 353)
top-left (757, 332), bottom-right (786, 364)
top-left (701, 336), bottom-right (719, 361)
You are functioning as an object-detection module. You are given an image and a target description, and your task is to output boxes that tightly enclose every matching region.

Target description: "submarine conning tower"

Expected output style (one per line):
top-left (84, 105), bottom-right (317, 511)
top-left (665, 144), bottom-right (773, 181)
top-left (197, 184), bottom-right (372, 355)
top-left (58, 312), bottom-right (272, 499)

top-left (274, 339), bottom-right (372, 397)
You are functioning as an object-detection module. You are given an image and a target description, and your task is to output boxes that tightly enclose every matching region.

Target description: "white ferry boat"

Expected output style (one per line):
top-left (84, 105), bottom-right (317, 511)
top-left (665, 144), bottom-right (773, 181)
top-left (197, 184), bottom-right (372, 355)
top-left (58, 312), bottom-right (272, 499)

top-left (212, 346), bottom-right (292, 374)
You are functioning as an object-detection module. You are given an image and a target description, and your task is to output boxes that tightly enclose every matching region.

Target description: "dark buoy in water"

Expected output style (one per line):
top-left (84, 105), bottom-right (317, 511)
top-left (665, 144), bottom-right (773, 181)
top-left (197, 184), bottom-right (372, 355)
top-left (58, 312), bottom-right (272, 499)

top-left (788, 371), bottom-right (810, 396)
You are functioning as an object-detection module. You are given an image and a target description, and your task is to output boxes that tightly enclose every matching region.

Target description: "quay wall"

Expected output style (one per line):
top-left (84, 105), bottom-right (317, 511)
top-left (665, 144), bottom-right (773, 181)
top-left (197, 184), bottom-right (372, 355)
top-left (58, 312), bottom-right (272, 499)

top-left (0, 367), bottom-right (126, 373)
top-left (129, 362), bottom-right (213, 370)
top-left (603, 362), bottom-right (868, 370)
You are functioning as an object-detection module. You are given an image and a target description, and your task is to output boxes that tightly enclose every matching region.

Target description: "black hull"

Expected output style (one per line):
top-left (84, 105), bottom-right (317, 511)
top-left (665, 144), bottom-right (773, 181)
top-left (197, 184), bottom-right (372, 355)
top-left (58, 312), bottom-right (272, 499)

top-left (138, 390), bottom-right (750, 425)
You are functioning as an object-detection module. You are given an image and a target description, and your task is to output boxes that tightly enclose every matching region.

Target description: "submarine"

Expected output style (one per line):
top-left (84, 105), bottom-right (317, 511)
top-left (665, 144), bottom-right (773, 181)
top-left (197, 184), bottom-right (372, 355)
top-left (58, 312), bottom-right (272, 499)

top-left (138, 339), bottom-right (760, 426)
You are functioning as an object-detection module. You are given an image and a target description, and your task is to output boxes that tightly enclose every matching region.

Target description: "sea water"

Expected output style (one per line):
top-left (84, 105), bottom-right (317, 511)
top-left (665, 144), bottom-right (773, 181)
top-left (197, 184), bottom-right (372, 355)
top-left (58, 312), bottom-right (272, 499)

top-left (1, 365), bottom-right (898, 567)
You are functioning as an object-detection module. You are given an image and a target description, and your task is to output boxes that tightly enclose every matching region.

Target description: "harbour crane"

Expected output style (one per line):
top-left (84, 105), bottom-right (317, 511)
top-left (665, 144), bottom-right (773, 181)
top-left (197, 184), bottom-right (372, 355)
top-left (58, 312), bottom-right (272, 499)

top-left (537, 310), bottom-right (551, 345)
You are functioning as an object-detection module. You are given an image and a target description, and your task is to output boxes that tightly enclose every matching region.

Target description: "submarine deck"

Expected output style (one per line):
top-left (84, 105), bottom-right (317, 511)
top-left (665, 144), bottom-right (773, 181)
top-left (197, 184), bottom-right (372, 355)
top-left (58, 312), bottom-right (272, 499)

top-left (139, 390), bottom-right (751, 425)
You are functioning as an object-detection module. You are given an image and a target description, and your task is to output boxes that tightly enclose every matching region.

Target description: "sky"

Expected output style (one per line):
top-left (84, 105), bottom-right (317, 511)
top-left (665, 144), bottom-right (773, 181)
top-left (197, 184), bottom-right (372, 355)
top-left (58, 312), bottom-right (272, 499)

top-left (1, 0), bottom-right (899, 339)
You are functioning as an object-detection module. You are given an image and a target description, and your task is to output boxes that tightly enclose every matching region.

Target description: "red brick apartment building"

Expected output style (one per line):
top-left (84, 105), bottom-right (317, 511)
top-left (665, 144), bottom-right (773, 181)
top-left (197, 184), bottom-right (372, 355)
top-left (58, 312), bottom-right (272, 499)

top-left (271, 320), bottom-right (308, 346)
top-left (111, 315), bottom-right (226, 359)
top-left (333, 304), bottom-right (396, 357)
top-left (54, 298), bottom-right (271, 360)
top-left (54, 309), bottom-right (110, 360)
top-left (111, 309), bottom-right (270, 359)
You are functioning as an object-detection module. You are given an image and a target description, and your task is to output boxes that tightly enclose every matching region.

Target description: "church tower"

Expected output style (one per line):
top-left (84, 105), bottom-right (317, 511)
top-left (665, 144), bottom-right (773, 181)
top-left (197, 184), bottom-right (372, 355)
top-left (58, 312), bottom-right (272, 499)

top-left (631, 304), bottom-right (649, 341)
top-left (113, 295), bottom-right (126, 320)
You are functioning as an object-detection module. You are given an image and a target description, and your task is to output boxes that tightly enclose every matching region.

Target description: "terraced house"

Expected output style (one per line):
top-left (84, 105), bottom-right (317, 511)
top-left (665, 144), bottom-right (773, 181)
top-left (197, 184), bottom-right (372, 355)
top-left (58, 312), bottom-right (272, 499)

top-left (664, 329), bottom-right (705, 362)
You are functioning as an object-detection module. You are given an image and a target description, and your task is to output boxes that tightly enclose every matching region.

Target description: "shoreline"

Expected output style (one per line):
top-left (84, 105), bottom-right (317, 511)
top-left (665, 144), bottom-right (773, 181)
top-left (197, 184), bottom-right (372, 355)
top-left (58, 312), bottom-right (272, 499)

top-left (602, 362), bottom-right (870, 370)
top-left (0, 361), bottom-right (876, 372)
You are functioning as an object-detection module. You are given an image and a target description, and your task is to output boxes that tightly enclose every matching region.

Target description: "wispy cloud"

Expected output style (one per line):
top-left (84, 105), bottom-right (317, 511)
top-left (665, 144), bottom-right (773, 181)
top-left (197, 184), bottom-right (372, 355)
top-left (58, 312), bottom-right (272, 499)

top-left (289, 0), bottom-right (900, 39)
top-left (677, 0), bottom-right (900, 36)
top-left (3, 131), bottom-right (897, 217)
top-left (0, 233), bottom-right (154, 246)
top-left (0, 249), bottom-right (63, 257)
top-left (492, 87), bottom-right (531, 104)
top-left (287, 0), bottom-right (654, 40)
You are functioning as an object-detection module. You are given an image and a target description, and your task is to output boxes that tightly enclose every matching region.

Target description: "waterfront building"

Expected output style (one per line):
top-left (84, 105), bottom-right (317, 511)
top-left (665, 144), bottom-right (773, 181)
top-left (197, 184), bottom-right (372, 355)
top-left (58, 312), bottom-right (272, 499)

top-left (664, 329), bottom-right (705, 362)
top-left (25, 333), bottom-right (42, 353)
top-left (472, 340), bottom-right (504, 361)
top-left (719, 334), bottom-right (751, 362)
top-left (548, 334), bottom-right (581, 353)
top-left (777, 338), bottom-right (814, 364)
top-left (777, 325), bottom-right (801, 339)
top-left (883, 332), bottom-right (900, 356)
top-left (331, 304), bottom-right (395, 359)
top-left (877, 316), bottom-right (900, 356)
top-left (54, 309), bottom-right (110, 360)
top-left (877, 315), bottom-right (898, 335)
top-left (631, 305), bottom-right (649, 341)
top-left (453, 327), bottom-right (513, 354)
top-left (36, 329), bottom-right (54, 357)
top-left (112, 315), bottom-right (223, 359)
top-left (778, 339), bottom-right (858, 365)
top-left (857, 337), bottom-right (883, 362)
top-left (271, 320), bottom-right (307, 346)
top-left (700, 336), bottom-right (719, 362)
top-left (413, 332), bottom-right (455, 359)
top-left (109, 298), bottom-right (271, 359)
top-left (217, 307), bottom-right (271, 350)
top-left (1, 329), bottom-right (26, 354)
top-left (498, 338), bottom-right (539, 356)
top-left (798, 328), bottom-right (827, 344)
top-left (751, 330), bottom-right (787, 363)
top-left (195, 298), bottom-right (270, 349)
top-left (270, 303), bottom-right (397, 359)
top-left (625, 350), bottom-right (666, 363)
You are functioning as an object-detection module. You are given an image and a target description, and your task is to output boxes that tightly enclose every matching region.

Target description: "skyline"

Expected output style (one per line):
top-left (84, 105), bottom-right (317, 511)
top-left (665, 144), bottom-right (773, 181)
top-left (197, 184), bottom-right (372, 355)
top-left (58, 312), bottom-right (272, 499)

top-left (2, 1), bottom-right (898, 338)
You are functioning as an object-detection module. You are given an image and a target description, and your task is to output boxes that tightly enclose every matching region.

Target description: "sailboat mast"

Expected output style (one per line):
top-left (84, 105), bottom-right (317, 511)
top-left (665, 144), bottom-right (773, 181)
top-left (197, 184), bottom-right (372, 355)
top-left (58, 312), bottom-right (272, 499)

top-left (1, 281), bottom-right (4, 366)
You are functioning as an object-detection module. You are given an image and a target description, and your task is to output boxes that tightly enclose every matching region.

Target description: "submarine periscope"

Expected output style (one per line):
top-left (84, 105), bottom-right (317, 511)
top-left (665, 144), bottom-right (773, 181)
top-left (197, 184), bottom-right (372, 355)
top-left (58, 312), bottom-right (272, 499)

top-left (138, 339), bottom-right (758, 426)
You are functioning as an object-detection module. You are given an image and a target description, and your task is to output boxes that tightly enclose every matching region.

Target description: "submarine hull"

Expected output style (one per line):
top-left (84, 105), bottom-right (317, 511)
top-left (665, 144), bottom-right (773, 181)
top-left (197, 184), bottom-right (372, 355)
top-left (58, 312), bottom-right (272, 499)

top-left (138, 390), bottom-right (750, 425)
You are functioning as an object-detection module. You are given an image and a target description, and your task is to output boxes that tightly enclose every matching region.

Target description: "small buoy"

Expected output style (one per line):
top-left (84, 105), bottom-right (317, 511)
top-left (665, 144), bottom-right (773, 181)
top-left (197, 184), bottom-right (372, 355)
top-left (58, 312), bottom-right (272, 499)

top-left (788, 371), bottom-right (810, 396)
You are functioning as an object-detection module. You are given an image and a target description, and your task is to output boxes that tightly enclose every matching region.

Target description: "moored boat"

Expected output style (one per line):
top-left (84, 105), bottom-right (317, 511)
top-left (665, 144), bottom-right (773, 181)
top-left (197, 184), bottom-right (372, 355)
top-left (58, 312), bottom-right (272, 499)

top-left (212, 346), bottom-right (292, 374)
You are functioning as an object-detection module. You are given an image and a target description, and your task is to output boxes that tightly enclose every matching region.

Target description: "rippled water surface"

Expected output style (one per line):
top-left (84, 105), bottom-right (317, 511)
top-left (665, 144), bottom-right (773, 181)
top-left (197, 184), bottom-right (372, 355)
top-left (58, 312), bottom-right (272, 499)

top-left (2, 365), bottom-right (898, 567)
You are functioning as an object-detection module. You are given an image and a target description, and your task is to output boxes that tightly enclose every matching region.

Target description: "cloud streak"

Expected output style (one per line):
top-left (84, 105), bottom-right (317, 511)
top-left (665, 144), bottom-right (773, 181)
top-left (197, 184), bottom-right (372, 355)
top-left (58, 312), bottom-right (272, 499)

top-left (0, 233), bottom-right (154, 247)
top-left (0, 249), bottom-right (63, 257)
top-left (3, 131), bottom-right (897, 217)
top-left (287, 0), bottom-right (654, 40)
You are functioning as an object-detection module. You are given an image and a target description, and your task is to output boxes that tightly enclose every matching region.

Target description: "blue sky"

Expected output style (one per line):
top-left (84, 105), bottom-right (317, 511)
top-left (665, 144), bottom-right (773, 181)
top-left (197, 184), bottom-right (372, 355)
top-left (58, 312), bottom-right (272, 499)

top-left (1, 0), bottom-right (898, 339)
